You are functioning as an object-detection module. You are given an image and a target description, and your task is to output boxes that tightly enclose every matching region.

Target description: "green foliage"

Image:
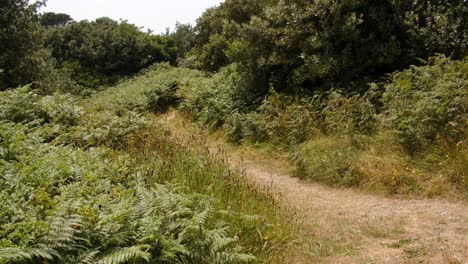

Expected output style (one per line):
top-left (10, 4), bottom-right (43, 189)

top-left (0, 86), bottom-right (45, 124)
top-left (171, 23), bottom-right (196, 60)
top-left (0, 86), bottom-right (83, 127)
top-left (45, 17), bottom-right (177, 88)
top-left (62, 110), bottom-right (147, 148)
top-left (0, 0), bottom-right (44, 89)
top-left (324, 92), bottom-right (378, 135)
top-left (0, 1), bottom-right (81, 93)
top-left (145, 80), bottom-right (180, 113)
top-left (40, 12), bottom-right (73, 28)
top-left (0, 85), bottom-right (257, 263)
top-left (383, 55), bottom-right (467, 153)
top-left (191, 0), bottom-right (467, 95)
top-left (179, 69), bottom-right (235, 130)
top-left (403, 0), bottom-right (467, 59)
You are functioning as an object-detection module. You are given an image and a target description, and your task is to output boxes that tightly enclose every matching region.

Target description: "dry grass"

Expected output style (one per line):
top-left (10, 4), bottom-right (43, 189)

top-left (156, 111), bottom-right (468, 263)
top-left (293, 131), bottom-right (467, 199)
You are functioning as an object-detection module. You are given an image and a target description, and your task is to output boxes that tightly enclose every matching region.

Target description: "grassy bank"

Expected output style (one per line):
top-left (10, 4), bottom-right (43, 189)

top-left (0, 68), bottom-right (299, 263)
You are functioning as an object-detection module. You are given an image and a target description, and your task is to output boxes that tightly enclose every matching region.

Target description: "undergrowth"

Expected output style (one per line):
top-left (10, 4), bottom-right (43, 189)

top-left (125, 56), bottom-right (467, 198)
top-left (0, 69), bottom-right (296, 263)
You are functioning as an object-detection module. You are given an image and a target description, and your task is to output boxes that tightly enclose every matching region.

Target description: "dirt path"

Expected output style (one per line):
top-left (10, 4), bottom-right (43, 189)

top-left (162, 112), bottom-right (468, 263)
top-left (243, 164), bottom-right (468, 263)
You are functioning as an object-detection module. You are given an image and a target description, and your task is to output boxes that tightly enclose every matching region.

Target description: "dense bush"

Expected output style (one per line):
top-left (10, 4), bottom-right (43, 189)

top-left (45, 17), bottom-right (177, 88)
top-left (145, 80), bottom-right (180, 113)
top-left (383, 55), bottom-right (467, 153)
top-left (0, 0), bottom-right (43, 89)
top-left (0, 142), bottom-right (254, 263)
top-left (62, 110), bottom-right (147, 149)
top-left (191, 0), bottom-right (467, 96)
top-left (179, 69), bottom-right (235, 129)
top-left (324, 92), bottom-right (378, 135)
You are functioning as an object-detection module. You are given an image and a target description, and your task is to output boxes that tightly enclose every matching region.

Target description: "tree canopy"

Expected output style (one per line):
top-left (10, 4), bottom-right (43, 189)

top-left (189, 0), bottom-right (467, 93)
top-left (40, 12), bottom-right (73, 27)
top-left (0, 0), bottom-right (45, 89)
top-left (45, 17), bottom-right (177, 87)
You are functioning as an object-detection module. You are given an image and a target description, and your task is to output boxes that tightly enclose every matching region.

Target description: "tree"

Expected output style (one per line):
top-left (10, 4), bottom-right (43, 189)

top-left (171, 22), bottom-right (196, 59)
top-left (191, 0), bottom-right (467, 95)
top-left (40, 12), bottom-right (73, 27)
top-left (0, 0), bottom-right (45, 89)
top-left (45, 17), bottom-right (177, 87)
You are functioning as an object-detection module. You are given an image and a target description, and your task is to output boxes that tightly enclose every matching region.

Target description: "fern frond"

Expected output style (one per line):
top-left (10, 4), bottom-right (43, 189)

top-left (77, 250), bottom-right (100, 264)
top-left (0, 247), bottom-right (54, 262)
top-left (43, 214), bottom-right (82, 250)
top-left (97, 245), bottom-right (151, 264)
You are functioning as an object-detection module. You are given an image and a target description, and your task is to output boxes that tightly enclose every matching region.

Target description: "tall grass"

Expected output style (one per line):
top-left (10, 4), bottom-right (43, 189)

top-left (79, 71), bottom-right (300, 262)
top-left (122, 120), bottom-right (296, 261)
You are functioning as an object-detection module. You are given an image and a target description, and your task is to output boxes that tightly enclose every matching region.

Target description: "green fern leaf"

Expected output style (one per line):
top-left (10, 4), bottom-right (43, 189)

top-left (97, 245), bottom-right (151, 264)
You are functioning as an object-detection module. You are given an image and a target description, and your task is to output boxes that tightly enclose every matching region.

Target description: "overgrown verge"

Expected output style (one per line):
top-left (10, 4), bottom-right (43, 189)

top-left (84, 73), bottom-right (298, 261)
top-left (130, 57), bottom-right (467, 198)
top-left (0, 74), bottom-right (296, 263)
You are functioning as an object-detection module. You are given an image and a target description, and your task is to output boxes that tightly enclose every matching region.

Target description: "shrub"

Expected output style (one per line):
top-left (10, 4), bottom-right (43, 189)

top-left (60, 110), bottom-right (147, 148)
top-left (224, 111), bottom-right (246, 144)
top-left (0, 86), bottom-right (83, 127)
top-left (323, 91), bottom-right (378, 135)
top-left (224, 111), bottom-right (269, 145)
top-left (0, 86), bottom-right (46, 124)
top-left (0, 94), bottom-right (255, 263)
top-left (0, 122), bottom-right (40, 162)
top-left (179, 71), bottom-right (234, 129)
top-left (383, 55), bottom-right (467, 153)
top-left (40, 93), bottom-right (83, 126)
top-left (145, 80), bottom-right (180, 113)
top-left (0, 142), bottom-right (255, 263)
top-left (256, 93), bottom-right (322, 147)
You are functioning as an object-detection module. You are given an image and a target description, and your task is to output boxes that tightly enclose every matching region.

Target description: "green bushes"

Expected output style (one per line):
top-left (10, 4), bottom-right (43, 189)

top-left (383, 56), bottom-right (467, 153)
top-left (0, 86), bottom-right (46, 124)
top-left (0, 142), bottom-right (254, 263)
top-left (44, 17), bottom-right (178, 88)
top-left (0, 86), bottom-right (83, 126)
top-left (290, 56), bottom-right (467, 196)
top-left (191, 0), bottom-right (467, 94)
top-left (179, 69), bottom-right (235, 129)
top-left (145, 80), bottom-right (180, 113)
top-left (156, 54), bottom-right (466, 196)
top-left (324, 92), bottom-right (378, 135)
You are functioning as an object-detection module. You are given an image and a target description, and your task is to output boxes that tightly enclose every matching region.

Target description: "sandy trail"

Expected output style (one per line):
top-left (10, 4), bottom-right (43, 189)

top-left (163, 112), bottom-right (468, 263)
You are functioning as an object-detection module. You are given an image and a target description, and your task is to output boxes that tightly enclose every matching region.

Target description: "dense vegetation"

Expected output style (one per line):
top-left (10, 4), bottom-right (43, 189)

top-left (174, 0), bottom-right (467, 197)
top-left (113, 57), bottom-right (466, 197)
top-left (44, 18), bottom-right (177, 88)
top-left (0, 68), bottom-right (297, 263)
top-left (0, 0), bottom-right (467, 262)
top-left (188, 0), bottom-right (466, 93)
top-left (1, 0), bottom-right (177, 92)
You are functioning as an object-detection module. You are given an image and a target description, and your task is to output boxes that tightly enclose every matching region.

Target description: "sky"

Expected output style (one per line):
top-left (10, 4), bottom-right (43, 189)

top-left (39, 0), bottom-right (224, 34)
